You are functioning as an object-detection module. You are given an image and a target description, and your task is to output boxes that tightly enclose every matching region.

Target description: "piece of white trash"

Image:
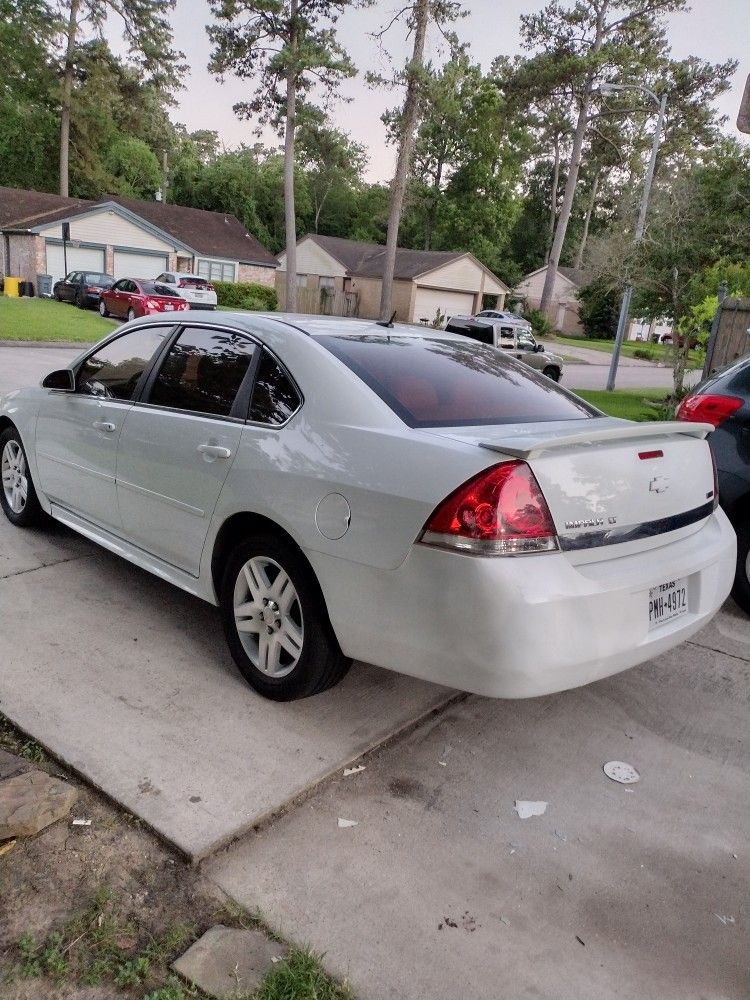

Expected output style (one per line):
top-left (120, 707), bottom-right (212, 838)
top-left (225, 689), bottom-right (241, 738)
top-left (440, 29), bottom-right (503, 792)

top-left (343, 765), bottom-right (366, 777)
top-left (603, 761), bottom-right (640, 784)
top-left (514, 800), bottom-right (548, 819)
top-left (337, 817), bottom-right (359, 828)
top-left (71, 818), bottom-right (92, 826)
top-left (271, 956), bottom-right (283, 964)
top-left (499, 916), bottom-right (511, 926)
top-left (438, 761), bottom-right (447, 767)
top-left (715, 914), bottom-right (735, 926)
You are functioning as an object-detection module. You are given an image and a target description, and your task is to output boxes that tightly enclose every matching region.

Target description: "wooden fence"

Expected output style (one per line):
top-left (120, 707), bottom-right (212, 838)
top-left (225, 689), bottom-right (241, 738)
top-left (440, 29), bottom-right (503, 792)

top-left (704, 298), bottom-right (750, 375)
top-left (275, 283), bottom-right (360, 317)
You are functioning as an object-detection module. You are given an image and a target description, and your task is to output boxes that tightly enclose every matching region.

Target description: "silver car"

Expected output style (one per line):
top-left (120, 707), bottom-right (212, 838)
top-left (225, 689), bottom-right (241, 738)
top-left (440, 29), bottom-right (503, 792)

top-left (445, 316), bottom-right (564, 381)
top-left (0, 315), bottom-right (735, 701)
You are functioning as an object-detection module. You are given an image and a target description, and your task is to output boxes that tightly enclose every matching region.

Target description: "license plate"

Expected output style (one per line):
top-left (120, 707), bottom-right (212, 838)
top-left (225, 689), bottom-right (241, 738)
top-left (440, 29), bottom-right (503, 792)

top-left (164, 304), bottom-right (174, 310)
top-left (648, 577), bottom-right (688, 631)
top-left (194, 292), bottom-right (205, 298)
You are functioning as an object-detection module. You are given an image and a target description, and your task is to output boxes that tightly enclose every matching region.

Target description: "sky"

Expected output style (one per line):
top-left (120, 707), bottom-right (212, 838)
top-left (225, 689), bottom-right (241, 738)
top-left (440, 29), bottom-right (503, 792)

top-left (158, 0), bottom-right (750, 182)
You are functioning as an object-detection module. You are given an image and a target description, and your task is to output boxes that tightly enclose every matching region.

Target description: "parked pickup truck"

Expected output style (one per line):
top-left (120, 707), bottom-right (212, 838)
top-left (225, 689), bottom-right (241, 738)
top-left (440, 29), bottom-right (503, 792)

top-left (444, 315), bottom-right (564, 382)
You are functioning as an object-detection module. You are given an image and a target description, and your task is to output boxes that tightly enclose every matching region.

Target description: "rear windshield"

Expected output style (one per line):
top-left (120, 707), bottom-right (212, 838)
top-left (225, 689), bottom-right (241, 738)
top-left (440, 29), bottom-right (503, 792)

top-left (140, 281), bottom-right (176, 296)
top-left (85, 273), bottom-right (112, 285)
top-left (319, 335), bottom-right (597, 427)
top-left (180, 277), bottom-right (208, 287)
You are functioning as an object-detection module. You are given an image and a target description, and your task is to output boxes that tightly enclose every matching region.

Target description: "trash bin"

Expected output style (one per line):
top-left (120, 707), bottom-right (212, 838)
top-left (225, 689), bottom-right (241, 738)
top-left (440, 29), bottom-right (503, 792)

top-left (20, 280), bottom-right (35, 297)
top-left (37, 274), bottom-right (53, 298)
top-left (3, 276), bottom-right (20, 297)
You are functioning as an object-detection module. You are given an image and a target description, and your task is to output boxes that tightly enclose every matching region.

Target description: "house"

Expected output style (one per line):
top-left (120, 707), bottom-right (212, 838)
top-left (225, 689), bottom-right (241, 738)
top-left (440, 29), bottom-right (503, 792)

top-left (0, 186), bottom-right (278, 290)
top-left (514, 264), bottom-right (588, 334)
top-left (277, 234), bottom-right (509, 323)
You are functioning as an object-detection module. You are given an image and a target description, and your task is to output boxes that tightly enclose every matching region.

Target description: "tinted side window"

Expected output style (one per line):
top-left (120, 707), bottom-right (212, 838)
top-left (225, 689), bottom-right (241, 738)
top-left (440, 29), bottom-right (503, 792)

top-left (77, 328), bottom-right (168, 400)
top-left (149, 328), bottom-right (256, 417)
top-left (249, 351), bottom-right (301, 425)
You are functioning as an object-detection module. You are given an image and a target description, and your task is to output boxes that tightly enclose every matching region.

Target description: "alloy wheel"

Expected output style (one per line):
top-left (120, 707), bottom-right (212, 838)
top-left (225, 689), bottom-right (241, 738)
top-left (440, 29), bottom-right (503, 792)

top-left (233, 556), bottom-right (304, 678)
top-left (1, 440), bottom-right (28, 514)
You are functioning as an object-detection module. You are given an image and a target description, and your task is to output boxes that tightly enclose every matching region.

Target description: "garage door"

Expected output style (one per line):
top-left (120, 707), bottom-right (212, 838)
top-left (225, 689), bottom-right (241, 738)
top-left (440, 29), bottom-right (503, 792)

top-left (413, 287), bottom-right (475, 325)
top-left (113, 250), bottom-right (169, 280)
top-left (45, 243), bottom-right (105, 283)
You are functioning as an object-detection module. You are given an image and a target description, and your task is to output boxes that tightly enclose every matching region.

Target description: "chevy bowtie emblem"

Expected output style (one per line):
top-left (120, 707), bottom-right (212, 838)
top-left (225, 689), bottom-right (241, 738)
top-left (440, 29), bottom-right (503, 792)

top-left (649, 475), bottom-right (670, 494)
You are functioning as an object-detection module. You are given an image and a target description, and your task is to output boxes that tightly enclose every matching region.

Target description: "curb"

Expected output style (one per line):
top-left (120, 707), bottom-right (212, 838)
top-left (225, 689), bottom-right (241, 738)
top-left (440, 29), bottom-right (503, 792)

top-left (0, 341), bottom-right (87, 349)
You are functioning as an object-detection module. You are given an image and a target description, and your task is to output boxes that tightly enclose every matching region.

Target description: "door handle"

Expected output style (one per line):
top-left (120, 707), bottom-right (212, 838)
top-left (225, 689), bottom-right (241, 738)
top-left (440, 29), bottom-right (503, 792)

top-left (92, 420), bottom-right (116, 432)
top-left (197, 443), bottom-right (232, 460)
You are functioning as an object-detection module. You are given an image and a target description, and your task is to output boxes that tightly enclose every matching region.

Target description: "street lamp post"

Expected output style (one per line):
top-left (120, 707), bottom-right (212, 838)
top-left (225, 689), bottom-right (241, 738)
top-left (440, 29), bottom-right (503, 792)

top-left (602, 83), bottom-right (668, 391)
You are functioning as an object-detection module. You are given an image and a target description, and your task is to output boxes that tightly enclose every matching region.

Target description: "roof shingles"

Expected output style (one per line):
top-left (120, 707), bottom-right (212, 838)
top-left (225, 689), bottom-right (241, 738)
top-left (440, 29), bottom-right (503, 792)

top-left (0, 186), bottom-right (276, 267)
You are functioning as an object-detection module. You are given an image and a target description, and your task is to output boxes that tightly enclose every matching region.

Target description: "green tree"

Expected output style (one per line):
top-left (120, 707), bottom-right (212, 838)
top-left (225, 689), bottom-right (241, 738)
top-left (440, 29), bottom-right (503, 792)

top-left (106, 136), bottom-right (162, 197)
top-left (209, 0), bottom-right (357, 312)
top-left (577, 277), bottom-right (620, 338)
top-left (57, 0), bottom-right (183, 196)
top-left (297, 120), bottom-right (367, 232)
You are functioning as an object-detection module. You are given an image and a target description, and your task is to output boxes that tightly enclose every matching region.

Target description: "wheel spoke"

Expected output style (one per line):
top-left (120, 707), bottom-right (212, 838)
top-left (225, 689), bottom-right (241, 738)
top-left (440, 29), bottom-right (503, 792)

top-left (236, 618), bottom-right (261, 635)
top-left (17, 477), bottom-right (27, 503)
top-left (271, 571), bottom-right (295, 613)
top-left (243, 559), bottom-right (269, 601)
top-left (278, 620), bottom-right (303, 659)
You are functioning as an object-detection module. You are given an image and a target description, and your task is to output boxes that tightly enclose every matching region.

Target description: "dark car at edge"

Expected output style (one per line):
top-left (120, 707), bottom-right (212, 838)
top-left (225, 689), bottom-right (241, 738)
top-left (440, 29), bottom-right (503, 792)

top-left (677, 355), bottom-right (750, 612)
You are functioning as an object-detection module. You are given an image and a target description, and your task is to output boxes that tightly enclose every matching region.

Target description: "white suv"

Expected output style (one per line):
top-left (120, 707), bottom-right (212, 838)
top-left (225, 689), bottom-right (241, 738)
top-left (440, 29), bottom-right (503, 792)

top-left (155, 272), bottom-right (218, 310)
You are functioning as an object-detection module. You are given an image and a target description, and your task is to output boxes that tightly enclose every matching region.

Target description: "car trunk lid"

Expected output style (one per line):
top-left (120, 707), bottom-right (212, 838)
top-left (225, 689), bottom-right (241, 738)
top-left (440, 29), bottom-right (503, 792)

top-left (425, 418), bottom-right (716, 559)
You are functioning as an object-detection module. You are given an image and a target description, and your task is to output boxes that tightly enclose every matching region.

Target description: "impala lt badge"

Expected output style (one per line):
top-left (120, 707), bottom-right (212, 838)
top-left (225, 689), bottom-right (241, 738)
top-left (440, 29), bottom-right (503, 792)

top-left (649, 475), bottom-right (670, 494)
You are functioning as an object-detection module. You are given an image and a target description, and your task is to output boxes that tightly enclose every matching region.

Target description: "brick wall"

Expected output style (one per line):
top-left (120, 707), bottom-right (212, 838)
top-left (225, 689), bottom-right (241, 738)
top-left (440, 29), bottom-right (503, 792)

top-left (238, 263), bottom-right (276, 286)
top-left (4, 235), bottom-right (46, 283)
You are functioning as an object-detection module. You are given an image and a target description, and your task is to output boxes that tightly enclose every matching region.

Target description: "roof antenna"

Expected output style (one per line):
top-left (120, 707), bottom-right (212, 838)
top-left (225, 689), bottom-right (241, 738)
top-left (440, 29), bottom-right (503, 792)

top-left (376, 310), bottom-right (397, 329)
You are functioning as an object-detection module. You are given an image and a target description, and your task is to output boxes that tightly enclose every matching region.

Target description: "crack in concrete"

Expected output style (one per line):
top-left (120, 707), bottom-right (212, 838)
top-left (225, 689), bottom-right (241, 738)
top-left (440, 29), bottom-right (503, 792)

top-left (686, 639), bottom-right (750, 665)
top-left (0, 553), bottom-right (93, 581)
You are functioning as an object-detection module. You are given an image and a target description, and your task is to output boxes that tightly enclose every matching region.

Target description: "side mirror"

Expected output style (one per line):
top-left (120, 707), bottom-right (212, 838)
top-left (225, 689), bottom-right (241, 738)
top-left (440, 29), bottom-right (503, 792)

top-left (42, 369), bottom-right (75, 391)
top-left (535, 343), bottom-right (545, 352)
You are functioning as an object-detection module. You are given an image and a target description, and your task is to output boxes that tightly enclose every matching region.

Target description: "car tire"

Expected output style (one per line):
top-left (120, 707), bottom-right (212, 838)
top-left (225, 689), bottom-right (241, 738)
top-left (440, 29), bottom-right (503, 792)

top-left (53, 289), bottom-right (62, 302)
top-left (542, 365), bottom-right (561, 382)
top-left (0, 427), bottom-right (45, 527)
top-left (99, 299), bottom-right (109, 317)
top-left (220, 533), bottom-right (351, 701)
top-left (76, 291), bottom-right (86, 309)
top-left (731, 518), bottom-right (750, 615)
top-left (127, 307), bottom-right (136, 322)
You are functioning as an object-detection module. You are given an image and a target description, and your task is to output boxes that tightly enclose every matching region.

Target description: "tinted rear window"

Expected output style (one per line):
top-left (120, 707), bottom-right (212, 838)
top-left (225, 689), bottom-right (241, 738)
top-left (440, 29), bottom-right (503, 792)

top-left (140, 281), bottom-right (175, 296)
top-left (319, 335), bottom-right (596, 427)
top-left (85, 273), bottom-right (112, 285)
top-left (180, 277), bottom-right (207, 287)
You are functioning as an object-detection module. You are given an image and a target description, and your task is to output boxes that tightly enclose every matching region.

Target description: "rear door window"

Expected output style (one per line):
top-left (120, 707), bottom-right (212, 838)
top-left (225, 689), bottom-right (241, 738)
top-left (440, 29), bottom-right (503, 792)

top-left (319, 334), bottom-right (596, 428)
top-left (147, 327), bottom-right (257, 417)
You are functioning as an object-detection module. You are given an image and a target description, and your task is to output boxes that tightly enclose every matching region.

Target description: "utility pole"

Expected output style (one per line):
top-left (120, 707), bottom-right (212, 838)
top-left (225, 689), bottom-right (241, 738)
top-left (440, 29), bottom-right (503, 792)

top-left (606, 87), bottom-right (667, 391)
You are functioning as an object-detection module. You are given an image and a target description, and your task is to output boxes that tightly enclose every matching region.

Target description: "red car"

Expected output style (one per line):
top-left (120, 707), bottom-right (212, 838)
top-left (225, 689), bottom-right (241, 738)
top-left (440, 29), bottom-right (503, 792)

top-left (99, 278), bottom-right (190, 321)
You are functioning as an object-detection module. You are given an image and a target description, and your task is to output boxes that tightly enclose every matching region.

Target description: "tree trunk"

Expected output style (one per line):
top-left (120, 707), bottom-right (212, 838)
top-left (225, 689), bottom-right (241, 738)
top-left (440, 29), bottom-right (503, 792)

top-left (379, 0), bottom-right (429, 321)
top-left (424, 158), bottom-right (444, 250)
top-left (574, 168), bottom-right (599, 270)
top-left (539, 3), bottom-right (606, 317)
top-left (546, 134), bottom-right (560, 260)
top-left (283, 0), bottom-right (299, 313)
top-left (59, 0), bottom-right (80, 198)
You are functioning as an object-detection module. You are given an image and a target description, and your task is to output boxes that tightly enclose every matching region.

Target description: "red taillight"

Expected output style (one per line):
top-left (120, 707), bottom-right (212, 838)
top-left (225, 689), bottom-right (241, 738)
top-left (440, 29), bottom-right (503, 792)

top-left (676, 393), bottom-right (743, 428)
top-left (421, 461), bottom-right (559, 555)
top-left (144, 298), bottom-right (159, 310)
top-left (86, 286), bottom-right (98, 293)
top-left (206, 282), bottom-right (215, 291)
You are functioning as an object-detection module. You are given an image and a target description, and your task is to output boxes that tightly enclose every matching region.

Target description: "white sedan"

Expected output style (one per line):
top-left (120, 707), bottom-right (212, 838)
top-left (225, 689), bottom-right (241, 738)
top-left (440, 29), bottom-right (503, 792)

top-left (154, 271), bottom-right (218, 309)
top-left (0, 315), bottom-right (736, 701)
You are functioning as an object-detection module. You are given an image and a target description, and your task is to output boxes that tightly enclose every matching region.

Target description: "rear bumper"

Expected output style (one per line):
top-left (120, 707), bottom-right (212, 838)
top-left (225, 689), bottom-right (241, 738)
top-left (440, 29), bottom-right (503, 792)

top-left (186, 302), bottom-right (217, 310)
top-left (311, 509), bottom-right (737, 698)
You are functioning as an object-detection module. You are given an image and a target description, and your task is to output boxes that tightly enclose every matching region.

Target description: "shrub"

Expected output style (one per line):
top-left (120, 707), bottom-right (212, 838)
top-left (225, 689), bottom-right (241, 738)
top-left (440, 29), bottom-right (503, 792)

top-left (213, 280), bottom-right (278, 312)
top-left (522, 308), bottom-right (553, 338)
top-left (632, 348), bottom-right (655, 360)
top-left (577, 279), bottom-right (620, 339)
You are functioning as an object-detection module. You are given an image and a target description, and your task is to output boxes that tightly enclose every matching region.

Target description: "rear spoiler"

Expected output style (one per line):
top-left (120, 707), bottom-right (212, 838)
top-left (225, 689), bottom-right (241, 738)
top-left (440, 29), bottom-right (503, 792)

top-left (480, 421), bottom-right (714, 460)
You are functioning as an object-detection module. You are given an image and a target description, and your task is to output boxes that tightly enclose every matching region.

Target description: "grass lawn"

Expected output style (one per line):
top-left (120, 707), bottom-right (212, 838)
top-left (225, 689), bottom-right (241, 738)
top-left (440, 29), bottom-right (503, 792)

top-left (0, 296), bottom-right (117, 342)
top-left (551, 333), bottom-right (701, 368)
top-left (573, 387), bottom-right (672, 421)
